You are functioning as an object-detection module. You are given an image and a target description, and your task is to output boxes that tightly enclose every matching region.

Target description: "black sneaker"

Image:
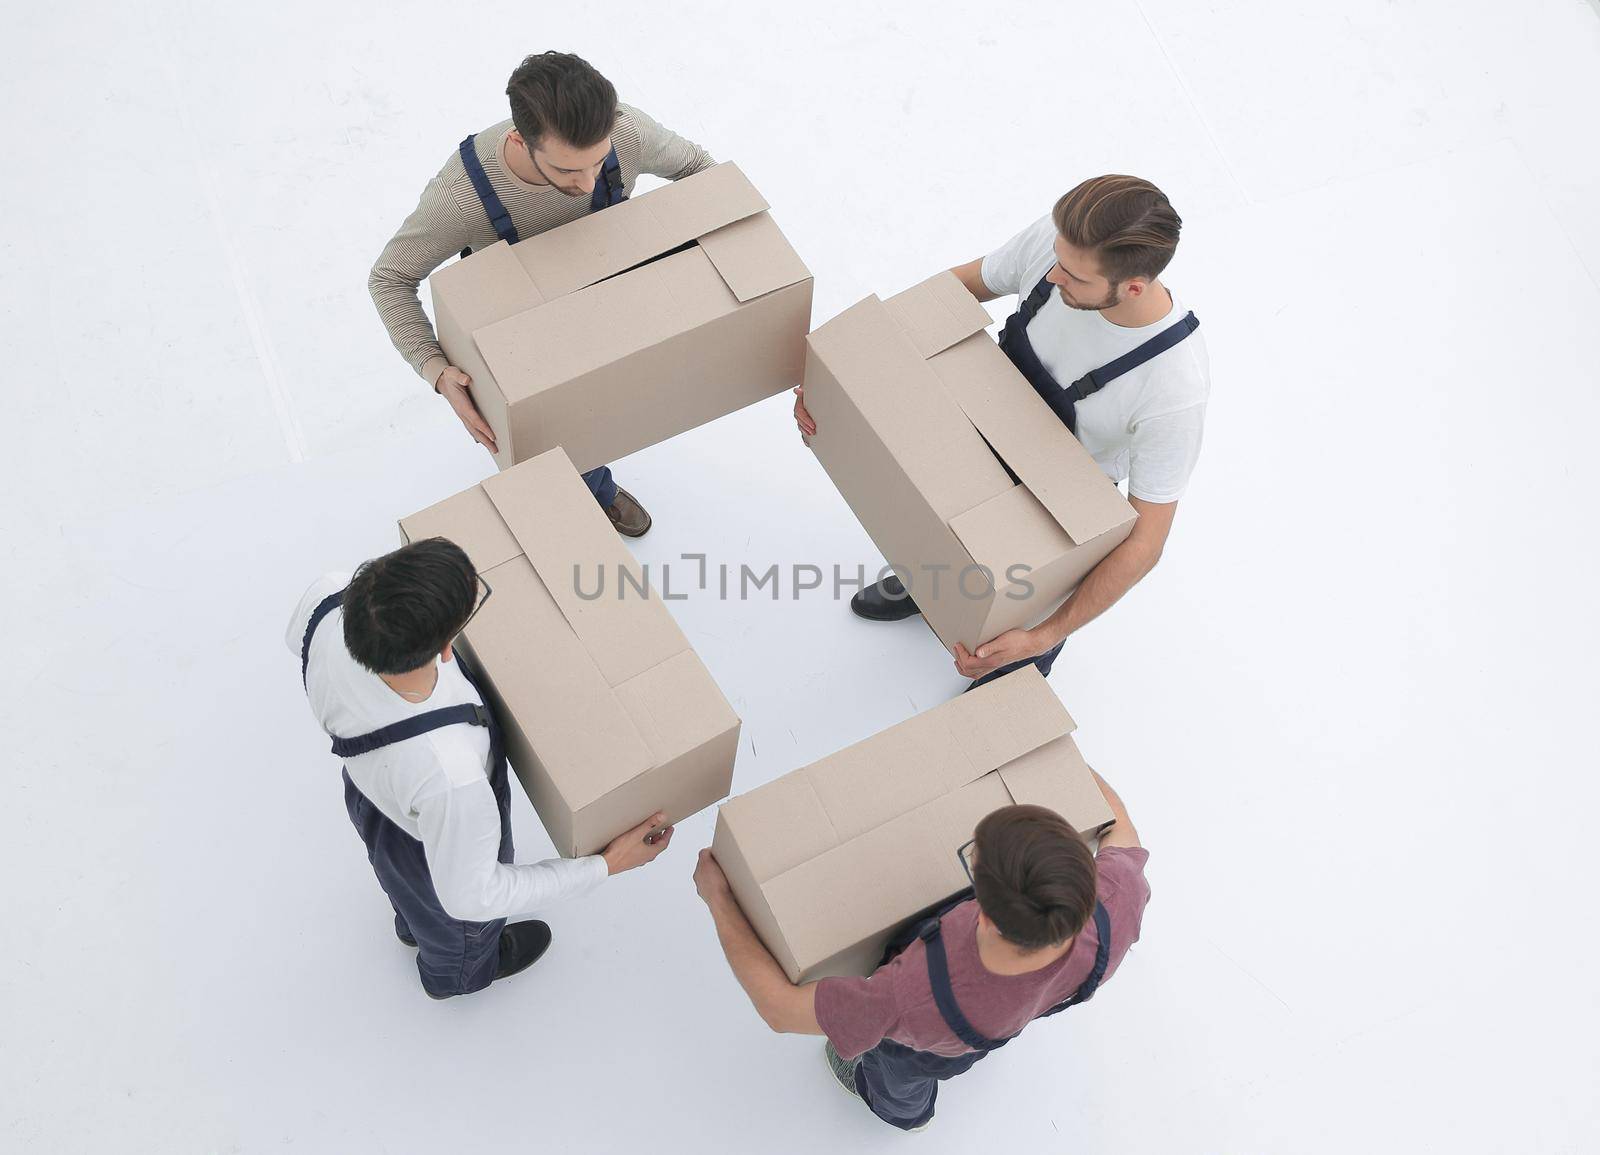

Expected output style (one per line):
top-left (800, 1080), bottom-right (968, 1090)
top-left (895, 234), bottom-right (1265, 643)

top-left (494, 920), bottom-right (553, 982)
top-left (850, 575), bottom-right (922, 622)
top-left (396, 927), bottom-right (417, 948)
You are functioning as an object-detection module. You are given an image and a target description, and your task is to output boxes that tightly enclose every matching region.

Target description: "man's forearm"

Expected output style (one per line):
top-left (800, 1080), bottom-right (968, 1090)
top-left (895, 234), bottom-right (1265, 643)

top-left (1037, 535), bottom-right (1161, 647)
top-left (706, 891), bottom-right (820, 1034)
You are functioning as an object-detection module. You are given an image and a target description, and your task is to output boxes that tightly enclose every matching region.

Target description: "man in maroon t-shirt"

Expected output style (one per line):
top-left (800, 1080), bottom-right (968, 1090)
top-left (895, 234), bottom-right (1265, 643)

top-left (692, 769), bottom-right (1150, 1131)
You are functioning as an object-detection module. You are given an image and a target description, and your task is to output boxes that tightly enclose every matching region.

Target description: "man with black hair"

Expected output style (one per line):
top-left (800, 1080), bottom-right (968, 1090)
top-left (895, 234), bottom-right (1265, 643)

top-left (692, 771), bottom-right (1150, 1131)
top-left (289, 538), bottom-right (674, 1000)
top-left (370, 50), bottom-right (717, 538)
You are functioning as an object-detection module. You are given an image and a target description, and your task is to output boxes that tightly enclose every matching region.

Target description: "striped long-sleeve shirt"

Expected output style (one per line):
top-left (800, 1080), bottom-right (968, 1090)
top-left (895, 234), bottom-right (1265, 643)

top-left (369, 104), bottom-right (715, 388)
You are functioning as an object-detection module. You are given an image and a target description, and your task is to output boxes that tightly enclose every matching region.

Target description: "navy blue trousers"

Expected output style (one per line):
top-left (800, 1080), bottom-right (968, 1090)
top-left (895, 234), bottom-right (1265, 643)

top-left (582, 465), bottom-right (617, 509)
top-left (342, 766), bottom-right (514, 998)
top-left (855, 1039), bottom-right (989, 1130)
top-left (967, 638), bottom-right (1065, 692)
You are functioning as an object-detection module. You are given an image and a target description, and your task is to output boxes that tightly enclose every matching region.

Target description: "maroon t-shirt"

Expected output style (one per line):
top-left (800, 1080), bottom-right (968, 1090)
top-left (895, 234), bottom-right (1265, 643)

top-left (814, 846), bottom-right (1151, 1060)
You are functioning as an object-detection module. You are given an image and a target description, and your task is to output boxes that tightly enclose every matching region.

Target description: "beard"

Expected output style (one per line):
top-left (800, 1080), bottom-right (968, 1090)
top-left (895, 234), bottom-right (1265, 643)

top-left (1058, 284), bottom-right (1121, 311)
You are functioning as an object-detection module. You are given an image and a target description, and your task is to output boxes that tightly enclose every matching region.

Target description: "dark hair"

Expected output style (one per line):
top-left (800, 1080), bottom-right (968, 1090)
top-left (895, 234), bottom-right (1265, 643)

top-left (342, 538), bottom-right (478, 676)
top-left (1053, 174), bottom-right (1182, 285)
top-left (971, 804), bottom-right (1097, 950)
top-left (505, 51), bottom-right (618, 150)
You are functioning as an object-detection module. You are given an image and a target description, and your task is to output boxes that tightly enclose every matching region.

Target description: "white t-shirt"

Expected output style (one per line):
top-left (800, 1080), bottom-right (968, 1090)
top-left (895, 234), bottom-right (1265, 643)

top-left (981, 215), bottom-right (1211, 503)
top-left (287, 572), bottom-right (607, 923)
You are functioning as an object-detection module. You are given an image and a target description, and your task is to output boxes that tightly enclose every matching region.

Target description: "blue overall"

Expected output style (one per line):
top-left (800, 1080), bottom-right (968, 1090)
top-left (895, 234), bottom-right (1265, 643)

top-left (455, 133), bottom-right (628, 510)
top-left (302, 589), bottom-right (515, 999)
top-left (970, 277), bottom-right (1201, 690)
top-left (854, 893), bottom-right (1113, 1130)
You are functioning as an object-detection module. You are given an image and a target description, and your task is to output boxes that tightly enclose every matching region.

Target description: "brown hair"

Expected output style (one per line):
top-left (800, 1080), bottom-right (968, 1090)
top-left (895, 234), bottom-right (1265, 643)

top-left (1052, 175), bottom-right (1182, 285)
top-left (972, 804), bottom-right (1097, 950)
top-left (506, 51), bottom-right (618, 150)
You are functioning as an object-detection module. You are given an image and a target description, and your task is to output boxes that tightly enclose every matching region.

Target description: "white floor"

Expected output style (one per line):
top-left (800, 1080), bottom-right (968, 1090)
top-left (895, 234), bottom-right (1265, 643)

top-left (5, 2), bottom-right (1598, 1151)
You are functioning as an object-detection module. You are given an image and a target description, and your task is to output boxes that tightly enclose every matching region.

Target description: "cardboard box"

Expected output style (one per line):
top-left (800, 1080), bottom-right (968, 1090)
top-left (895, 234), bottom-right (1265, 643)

top-left (712, 667), bottom-right (1114, 983)
top-left (399, 448), bottom-right (740, 857)
top-left (430, 162), bottom-right (813, 473)
top-left (803, 272), bottom-right (1139, 651)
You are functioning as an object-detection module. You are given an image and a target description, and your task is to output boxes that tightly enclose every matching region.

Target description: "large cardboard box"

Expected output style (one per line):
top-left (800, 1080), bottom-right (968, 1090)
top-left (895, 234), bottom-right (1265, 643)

top-left (803, 273), bottom-right (1139, 651)
top-left (430, 162), bottom-right (813, 473)
top-left (399, 448), bottom-right (740, 856)
top-left (712, 667), bottom-right (1114, 983)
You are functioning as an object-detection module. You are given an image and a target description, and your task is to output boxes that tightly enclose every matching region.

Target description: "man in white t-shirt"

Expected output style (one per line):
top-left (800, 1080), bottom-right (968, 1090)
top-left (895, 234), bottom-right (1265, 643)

top-left (289, 537), bottom-right (674, 999)
top-left (794, 175), bottom-right (1210, 688)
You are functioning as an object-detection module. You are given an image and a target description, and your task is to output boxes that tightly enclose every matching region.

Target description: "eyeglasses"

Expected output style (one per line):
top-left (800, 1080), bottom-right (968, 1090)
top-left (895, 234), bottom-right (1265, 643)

top-left (460, 574), bottom-right (493, 633)
top-left (957, 838), bottom-right (977, 885)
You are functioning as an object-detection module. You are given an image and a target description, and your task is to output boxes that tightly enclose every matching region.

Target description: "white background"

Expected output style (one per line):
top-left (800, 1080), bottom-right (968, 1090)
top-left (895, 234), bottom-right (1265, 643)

top-left (4, 1), bottom-right (1598, 1151)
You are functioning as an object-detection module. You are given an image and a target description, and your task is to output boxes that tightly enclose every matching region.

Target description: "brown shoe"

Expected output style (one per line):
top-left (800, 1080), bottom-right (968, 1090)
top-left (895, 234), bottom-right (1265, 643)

top-left (606, 487), bottom-right (652, 538)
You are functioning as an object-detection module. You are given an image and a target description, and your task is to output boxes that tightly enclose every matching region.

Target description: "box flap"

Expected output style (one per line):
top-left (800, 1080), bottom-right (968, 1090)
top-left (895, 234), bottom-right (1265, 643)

top-left (929, 334), bottom-right (1137, 544)
top-left (806, 297), bottom-right (1014, 521)
top-left (944, 665), bottom-right (1075, 770)
top-left (614, 649), bottom-right (739, 766)
top-left (718, 773), bottom-right (839, 883)
top-left (996, 734), bottom-right (1116, 836)
top-left (802, 710), bottom-right (980, 843)
top-left (504, 161), bottom-right (768, 302)
top-left (480, 450), bottom-right (687, 686)
top-left (397, 483), bottom-right (523, 574)
top-left (475, 248), bottom-right (736, 402)
top-left (697, 212), bottom-right (812, 303)
top-left (636, 161), bottom-right (769, 242)
top-left (430, 241), bottom-right (547, 331)
top-left (762, 774), bottom-right (1013, 975)
top-left (884, 271), bottom-right (994, 358)
top-left (946, 484), bottom-right (1077, 583)
top-left (800, 665), bottom-right (1070, 847)
top-left (466, 558), bottom-right (653, 808)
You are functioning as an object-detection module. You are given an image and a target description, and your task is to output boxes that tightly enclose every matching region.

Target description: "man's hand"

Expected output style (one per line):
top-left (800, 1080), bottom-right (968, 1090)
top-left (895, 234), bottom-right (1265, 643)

top-left (694, 847), bottom-right (734, 905)
top-left (793, 386), bottom-right (816, 444)
top-left (602, 812), bottom-right (675, 875)
top-left (435, 366), bottom-right (499, 453)
top-left (953, 627), bottom-right (1051, 680)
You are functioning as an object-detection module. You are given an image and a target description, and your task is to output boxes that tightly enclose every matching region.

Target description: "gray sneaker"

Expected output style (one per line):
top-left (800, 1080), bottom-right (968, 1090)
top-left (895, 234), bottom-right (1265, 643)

top-left (824, 1041), bottom-right (861, 1100)
top-left (826, 1042), bottom-right (933, 1132)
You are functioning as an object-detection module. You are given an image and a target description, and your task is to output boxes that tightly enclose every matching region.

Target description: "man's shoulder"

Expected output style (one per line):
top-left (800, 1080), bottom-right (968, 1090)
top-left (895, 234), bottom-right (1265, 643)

top-left (425, 122), bottom-right (515, 211)
top-left (997, 214), bottom-right (1056, 265)
top-left (418, 725), bottom-right (491, 791)
top-left (610, 104), bottom-right (651, 154)
top-left (1131, 298), bottom-right (1210, 408)
top-left (286, 571), bottom-right (351, 656)
top-left (1094, 846), bottom-right (1152, 908)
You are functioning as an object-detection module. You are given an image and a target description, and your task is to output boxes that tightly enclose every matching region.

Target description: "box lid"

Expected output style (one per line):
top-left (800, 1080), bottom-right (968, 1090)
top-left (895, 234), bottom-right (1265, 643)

top-left (401, 449), bottom-right (717, 811)
top-left (721, 667), bottom-right (1113, 974)
top-left (721, 667), bottom-right (1077, 890)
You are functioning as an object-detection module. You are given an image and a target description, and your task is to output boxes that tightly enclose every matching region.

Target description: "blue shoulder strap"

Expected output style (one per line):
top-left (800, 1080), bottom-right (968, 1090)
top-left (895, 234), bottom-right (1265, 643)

top-left (328, 702), bottom-right (490, 758)
top-left (459, 134), bottom-right (520, 247)
top-left (1014, 271), bottom-right (1200, 399)
top-left (299, 585), bottom-right (492, 757)
top-left (301, 589), bottom-right (345, 688)
top-left (590, 145), bottom-right (627, 211)
top-left (1037, 902), bottom-right (1113, 1018)
top-left (1072, 312), bottom-right (1199, 397)
top-left (921, 918), bottom-right (1009, 1052)
top-left (921, 899), bottom-right (1114, 1051)
top-left (1015, 272), bottom-right (1055, 325)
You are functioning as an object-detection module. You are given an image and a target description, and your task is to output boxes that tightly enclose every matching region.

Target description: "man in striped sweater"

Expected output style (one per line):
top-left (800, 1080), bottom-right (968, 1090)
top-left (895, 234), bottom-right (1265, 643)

top-left (369, 52), bottom-right (717, 537)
